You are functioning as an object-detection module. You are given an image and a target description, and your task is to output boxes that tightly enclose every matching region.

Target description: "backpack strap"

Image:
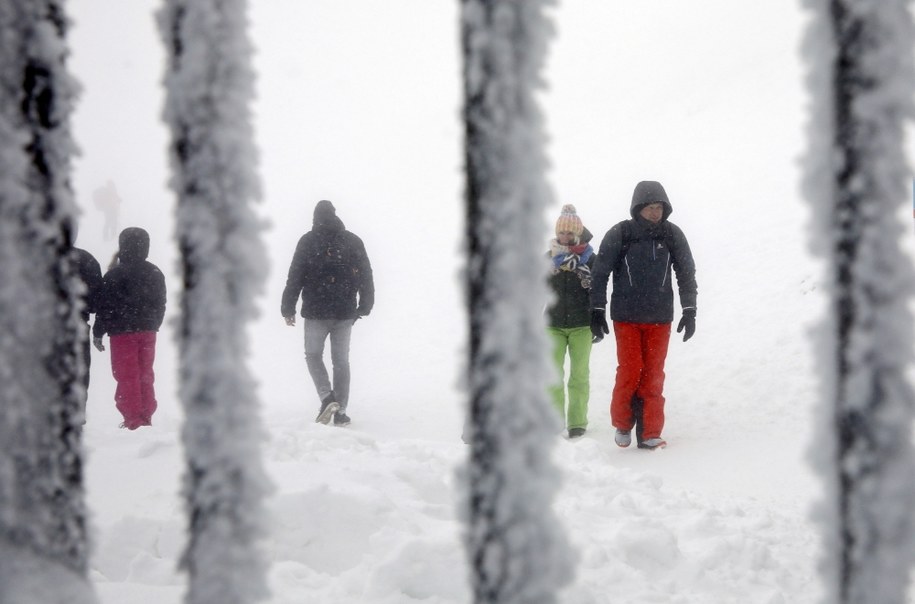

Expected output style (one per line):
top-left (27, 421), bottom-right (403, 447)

top-left (617, 220), bottom-right (674, 265)
top-left (617, 220), bottom-right (633, 266)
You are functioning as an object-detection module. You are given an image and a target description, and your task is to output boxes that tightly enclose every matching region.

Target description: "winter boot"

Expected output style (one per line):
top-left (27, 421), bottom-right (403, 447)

top-left (614, 429), bottom-right (631, 448)
top-left (568, 427), bottom-right (586, 439)
top-left (333, 411), bottom-right (351, 427)
top-left (315, 393), bottom-right (340, 425)
top-left (638, 437), bottom-right (667, 450)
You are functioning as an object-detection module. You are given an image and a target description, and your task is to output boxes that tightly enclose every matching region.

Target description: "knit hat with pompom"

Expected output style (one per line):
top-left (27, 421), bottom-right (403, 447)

top-left (555, 204), bottom-right (584, 237)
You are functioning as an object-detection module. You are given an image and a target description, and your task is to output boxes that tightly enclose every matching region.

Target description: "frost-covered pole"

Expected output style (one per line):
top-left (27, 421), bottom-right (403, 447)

top-left (802, 1), bottom-right (915, 602)
top-left (459, 1), bottom-right (572, 602)
top-left (0, 2), bottom-right (96, 600)
top-left (159, 2), bottom-right (271, 603)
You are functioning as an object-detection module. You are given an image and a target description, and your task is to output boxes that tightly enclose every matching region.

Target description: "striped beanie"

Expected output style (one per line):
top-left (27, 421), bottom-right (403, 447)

top-left (555, 204), bottom-right (584, 237)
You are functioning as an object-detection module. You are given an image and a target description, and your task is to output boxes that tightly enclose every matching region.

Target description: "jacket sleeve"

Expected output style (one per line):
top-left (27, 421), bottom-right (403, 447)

top-left (152, 266), bottom-right (167, 330)
top-left (355, 237), bottom-right (374, 314)
top-left (92, 274), bottom-right (112, 338)
top-left (669, 224), bottom-right (697, 313)
top-left (83, 253), bottom-right (104, 315)
top-left (281, 235), bottom-right (308, 318)
top-left (589, 222), bottom-right (625, 309)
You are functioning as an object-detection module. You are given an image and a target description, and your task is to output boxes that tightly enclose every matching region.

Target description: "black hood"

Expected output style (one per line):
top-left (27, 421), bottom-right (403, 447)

top-left (629, 181), bottom-right (673, 221)
top-left (313, 199), bottom-right (345, 231)
top-left (118, 227), bottom-right (150, 263)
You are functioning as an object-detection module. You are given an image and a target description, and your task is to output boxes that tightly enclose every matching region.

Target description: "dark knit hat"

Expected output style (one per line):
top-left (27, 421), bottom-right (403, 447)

top-left (118, 227), bottom-right (150, 262)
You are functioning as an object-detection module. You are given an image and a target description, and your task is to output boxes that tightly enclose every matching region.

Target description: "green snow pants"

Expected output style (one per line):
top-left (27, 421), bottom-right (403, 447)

top-left (547, 326), bottom-right (592, 430)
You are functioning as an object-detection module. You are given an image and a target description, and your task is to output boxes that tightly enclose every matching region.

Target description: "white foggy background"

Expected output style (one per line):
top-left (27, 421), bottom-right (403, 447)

top-left (69, 0), bottom-right (468, 434)
top-left (67, 1), bottom-right (828, 423)
top-left (63, 1), bottom-right (915, 600)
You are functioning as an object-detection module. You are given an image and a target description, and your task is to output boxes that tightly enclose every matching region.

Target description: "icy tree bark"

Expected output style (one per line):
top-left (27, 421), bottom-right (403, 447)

top-left (802, 1), bottom-right (915, 602)
top-left (459, 1), bottom-right (573, 603)
top-left (159, 2), bottom-right (271, 603)
top-left (0, 2), bottom-right (96, 601)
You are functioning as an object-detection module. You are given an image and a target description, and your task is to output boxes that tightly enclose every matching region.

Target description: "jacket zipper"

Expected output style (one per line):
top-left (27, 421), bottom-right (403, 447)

top-left (661, 252), bottom-right (671, 287)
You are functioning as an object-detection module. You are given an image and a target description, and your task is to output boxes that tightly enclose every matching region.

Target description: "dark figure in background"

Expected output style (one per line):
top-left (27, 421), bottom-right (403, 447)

top-left (282, 200), bottom-right (374, 427)
top-left (93, 180), bottom-right (122, 241)
top-left (93, 227), bottom-right (167, 430)
top-left (71, 238), bottom-right (103, 421)
top-left (590, 181), bottom-right (697, 450)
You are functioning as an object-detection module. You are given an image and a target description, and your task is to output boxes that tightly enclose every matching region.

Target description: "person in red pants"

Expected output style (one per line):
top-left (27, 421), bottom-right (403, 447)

top-left (589, 181), bottom-right (697, 450)
top-left (93, 228), bottom-right (166, 430)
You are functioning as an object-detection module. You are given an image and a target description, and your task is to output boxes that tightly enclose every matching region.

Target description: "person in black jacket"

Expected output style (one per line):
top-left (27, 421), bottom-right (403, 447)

top-left (93, 227), bottom-right (167, 430)
top-left (282, 200), bottom-right (374, 426)
top-left (590, 181), bottom-right (697, 450)
top-left (546, 205), bottom-right (595, 439)
top-left (71, 238), bottom-right (103, 424)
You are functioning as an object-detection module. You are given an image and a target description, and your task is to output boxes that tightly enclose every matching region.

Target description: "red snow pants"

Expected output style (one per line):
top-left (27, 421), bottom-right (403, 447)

top-left (610, 321), bottom-right (671, 440)
top-left (110, 332), bottom-right (158, 430)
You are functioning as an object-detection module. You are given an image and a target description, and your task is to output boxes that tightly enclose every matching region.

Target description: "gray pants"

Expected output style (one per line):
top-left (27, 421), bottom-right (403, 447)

top-left (304, 318), bottom-right (353, 410)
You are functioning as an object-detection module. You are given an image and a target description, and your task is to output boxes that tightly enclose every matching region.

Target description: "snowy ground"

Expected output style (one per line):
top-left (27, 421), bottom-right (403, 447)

top-left (63, 1), bottom-right (915, 602)
top-left (80, 199), bottom-right (830, 604)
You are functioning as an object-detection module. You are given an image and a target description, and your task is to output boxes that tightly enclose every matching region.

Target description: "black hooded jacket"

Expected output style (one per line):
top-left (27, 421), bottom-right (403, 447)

top-left (590, 181), bottom-right (697, 323)
top-left (72, 247), bottom-right (103, 323)
top-left (93, 227), bottom-right (167, 337)
top-left (281, 201), bottom-right (375, 321)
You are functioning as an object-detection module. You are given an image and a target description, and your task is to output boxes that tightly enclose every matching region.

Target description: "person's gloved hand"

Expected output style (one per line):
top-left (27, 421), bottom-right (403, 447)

top-left (590, 308), bottom-right (609, 343)
top-left (677, 309), bottom-right (696, 342)
top-left (93, 337), bottom-right (105, 352)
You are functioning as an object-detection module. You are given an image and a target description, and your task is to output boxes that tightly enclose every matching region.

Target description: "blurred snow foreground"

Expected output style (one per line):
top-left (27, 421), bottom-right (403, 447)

top-left (458, 1), bottom-right (573, 602)
top-left (0, 2), bottom-right (95, 603)
top-left (801, 1), bottom-right (915, 602)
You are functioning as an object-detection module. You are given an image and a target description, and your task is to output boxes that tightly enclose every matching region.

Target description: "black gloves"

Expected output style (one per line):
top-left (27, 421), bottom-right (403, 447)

top-left (677, 309), bottom-right (696, 342)
top-left (590, 308), bottom-right (609, 343)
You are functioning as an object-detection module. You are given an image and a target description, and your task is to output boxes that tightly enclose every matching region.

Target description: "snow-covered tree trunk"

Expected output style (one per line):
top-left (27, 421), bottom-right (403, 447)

top-left (459, 1), bottom-right (573, 602)
top-left (0, 2), bottom-right (96, 602)
top-left (802, 1), bottom-right (915, 602)
top-left (159, 2), bottom-right (271, 603)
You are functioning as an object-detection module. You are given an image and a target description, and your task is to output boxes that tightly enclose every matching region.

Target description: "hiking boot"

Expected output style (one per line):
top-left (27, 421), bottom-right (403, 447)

top-left (333, 412), bottom-right (351, 427)
top-left (614, 429), bottom-right (632, 448)
top-left (638, 437), bottom-right (667, 450)
top-left (315, 395), bottom-right (340, 425)
top-left (568, 427), bottom-right (586, 439)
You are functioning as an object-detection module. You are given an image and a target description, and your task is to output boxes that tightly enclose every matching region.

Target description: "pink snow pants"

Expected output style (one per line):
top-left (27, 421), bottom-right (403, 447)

top-left (110, 332), bottom-right (158, 430)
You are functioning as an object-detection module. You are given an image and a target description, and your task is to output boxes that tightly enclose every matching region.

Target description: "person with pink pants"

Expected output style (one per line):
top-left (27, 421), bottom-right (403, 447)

top-left (93, 228), bottom-right (166, 430)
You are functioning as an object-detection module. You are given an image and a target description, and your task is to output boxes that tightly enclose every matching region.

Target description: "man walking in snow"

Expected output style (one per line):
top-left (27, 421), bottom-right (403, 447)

top-left (590, 181), bottom-right (697, 450)
top-left (282, 200), bottom-right (374, 426)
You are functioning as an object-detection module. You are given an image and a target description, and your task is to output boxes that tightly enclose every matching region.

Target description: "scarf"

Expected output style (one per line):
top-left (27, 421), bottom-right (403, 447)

top-left (549, 239), bottom-right (593, 288)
